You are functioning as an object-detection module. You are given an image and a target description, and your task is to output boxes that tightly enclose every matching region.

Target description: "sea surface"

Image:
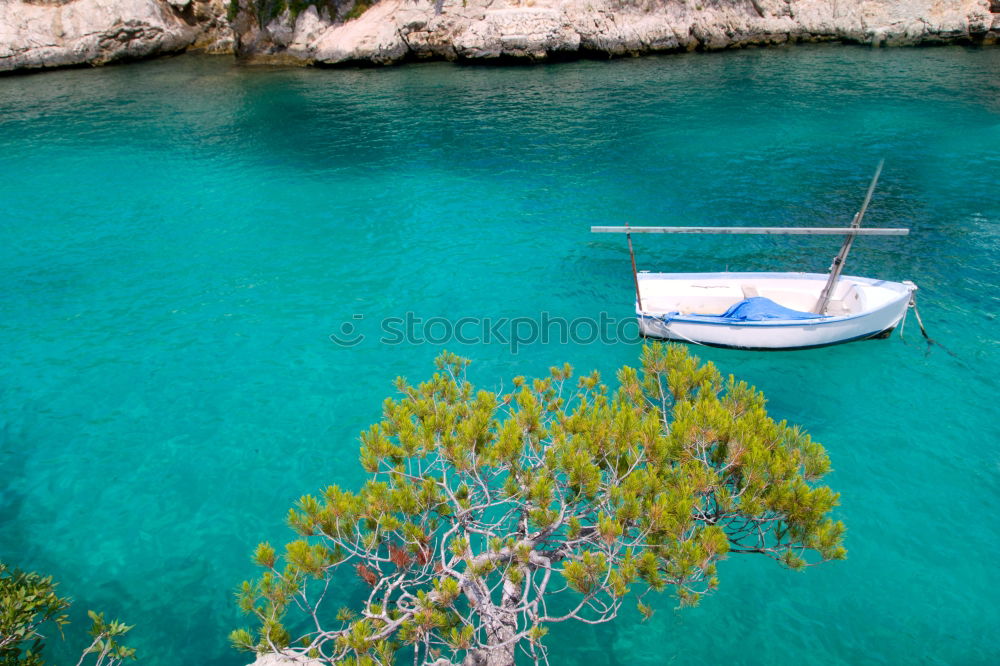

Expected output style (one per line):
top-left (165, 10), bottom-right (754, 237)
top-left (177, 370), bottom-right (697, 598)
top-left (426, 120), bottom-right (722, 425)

top-left (1, 46), bottom-right (998, 665)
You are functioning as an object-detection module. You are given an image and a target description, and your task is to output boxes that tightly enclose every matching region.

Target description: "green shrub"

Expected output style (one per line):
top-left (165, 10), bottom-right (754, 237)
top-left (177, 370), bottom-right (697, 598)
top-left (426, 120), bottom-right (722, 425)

top-left (0, 562), bottom-right (134, 666)
top-left (344, 0), bottom-right (373, 21)
top-left (245, 0), bottom-right (344, 26)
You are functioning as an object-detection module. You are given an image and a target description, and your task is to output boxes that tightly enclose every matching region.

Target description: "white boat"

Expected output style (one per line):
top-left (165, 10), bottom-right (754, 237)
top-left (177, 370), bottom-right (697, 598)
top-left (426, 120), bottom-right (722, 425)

top-left (594, 162), bottom-right (919, 351)
top-left (634, 271), bottom-right (916, 350)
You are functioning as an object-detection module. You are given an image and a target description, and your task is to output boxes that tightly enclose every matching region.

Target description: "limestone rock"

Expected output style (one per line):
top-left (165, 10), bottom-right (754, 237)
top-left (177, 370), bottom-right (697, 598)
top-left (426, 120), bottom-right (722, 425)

top-left (1, 0), bottom-right (997, 73)
top-left (0, 0), bottom-right (232, 72)
top-left (310, 0), bottom-right (410, 64)
top-left (190, 0), bottom-right (236, 53)
top-left (248, 650), bottom-right (454, 666)
top-left (230, 0), bottom-right (998, 67)
top-left (249, 650), bottom-right (323, 666)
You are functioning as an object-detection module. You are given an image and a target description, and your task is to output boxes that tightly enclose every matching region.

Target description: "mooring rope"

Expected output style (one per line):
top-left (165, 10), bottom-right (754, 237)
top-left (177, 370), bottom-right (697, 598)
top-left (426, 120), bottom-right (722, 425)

top-left (910, 297), bottom-right (931, 340)
top-left (902, 291), bottom-right (957, 357)
top-left (652, 314), bottom-right (710, 347)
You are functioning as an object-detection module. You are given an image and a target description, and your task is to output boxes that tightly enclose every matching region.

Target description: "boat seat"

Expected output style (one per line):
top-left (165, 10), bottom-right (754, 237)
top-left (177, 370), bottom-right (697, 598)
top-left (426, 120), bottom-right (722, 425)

top-left (841, 284), bottom-right (866, 312)
top-left (826, 285), bottom-right (867, 315)
top-left (741, 284), bottom-right (760, 299)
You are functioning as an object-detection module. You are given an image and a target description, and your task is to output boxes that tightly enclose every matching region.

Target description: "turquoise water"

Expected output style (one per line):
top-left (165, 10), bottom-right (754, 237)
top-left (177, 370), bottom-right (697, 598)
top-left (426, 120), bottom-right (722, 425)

top-left (1, 46), bottom-right (998, 665)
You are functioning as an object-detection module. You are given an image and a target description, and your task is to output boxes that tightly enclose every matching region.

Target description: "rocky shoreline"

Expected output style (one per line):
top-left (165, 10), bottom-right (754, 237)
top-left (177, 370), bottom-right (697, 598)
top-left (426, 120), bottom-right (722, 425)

top-left (2, 0), bottom-right (998, 74)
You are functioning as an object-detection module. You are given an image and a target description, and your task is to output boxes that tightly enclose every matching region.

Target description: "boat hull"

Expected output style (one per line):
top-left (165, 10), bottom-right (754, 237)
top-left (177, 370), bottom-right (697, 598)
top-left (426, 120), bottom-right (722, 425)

top-left (636, 272), bottom-right (914, 350)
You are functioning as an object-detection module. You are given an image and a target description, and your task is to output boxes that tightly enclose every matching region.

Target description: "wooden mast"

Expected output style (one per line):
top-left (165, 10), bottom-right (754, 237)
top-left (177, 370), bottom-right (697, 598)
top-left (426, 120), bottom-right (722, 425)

top-left (813, 159), bottom-right (884, 314)
top-left (626, 222), bottom-right (643, 311)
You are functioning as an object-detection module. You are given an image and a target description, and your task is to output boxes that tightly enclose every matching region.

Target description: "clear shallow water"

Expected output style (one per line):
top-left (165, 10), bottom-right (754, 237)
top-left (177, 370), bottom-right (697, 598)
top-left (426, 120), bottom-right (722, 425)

top-left (1, 46), bottom-right (998, 665)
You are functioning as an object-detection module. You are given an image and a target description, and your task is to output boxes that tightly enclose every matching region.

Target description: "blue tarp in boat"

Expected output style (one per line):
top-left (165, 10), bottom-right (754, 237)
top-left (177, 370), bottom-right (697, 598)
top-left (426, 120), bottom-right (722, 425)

top-left (716, 297), bottom-right (827, 321)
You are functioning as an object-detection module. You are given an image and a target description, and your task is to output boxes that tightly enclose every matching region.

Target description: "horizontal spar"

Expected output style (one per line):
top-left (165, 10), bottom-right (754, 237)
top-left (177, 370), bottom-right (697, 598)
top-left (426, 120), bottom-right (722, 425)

top-left (592, 226), bottom-right (910, 235)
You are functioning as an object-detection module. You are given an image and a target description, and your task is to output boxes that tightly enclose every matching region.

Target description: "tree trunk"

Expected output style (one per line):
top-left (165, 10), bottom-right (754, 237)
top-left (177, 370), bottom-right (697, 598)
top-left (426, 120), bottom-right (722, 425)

top-left (480, 611), bottom-right (516, 666)
top-left (464, 576), bottom-right (521, 666)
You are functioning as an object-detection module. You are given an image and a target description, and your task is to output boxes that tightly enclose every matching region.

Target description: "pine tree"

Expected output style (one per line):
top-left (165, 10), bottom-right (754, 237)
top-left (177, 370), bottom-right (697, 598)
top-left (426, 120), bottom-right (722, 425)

top-left (232, 343), bottom-right (845, 665)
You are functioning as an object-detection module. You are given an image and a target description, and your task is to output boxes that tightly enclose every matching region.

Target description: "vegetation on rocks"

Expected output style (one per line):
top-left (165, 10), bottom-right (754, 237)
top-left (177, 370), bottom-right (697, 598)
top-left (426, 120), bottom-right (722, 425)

top-left (232, 0), bottom-right (353, 26)
top-left (232, 344), bottom-right (846, 665)
top-left (343, 0), bottom-right (373, 22)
